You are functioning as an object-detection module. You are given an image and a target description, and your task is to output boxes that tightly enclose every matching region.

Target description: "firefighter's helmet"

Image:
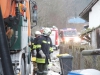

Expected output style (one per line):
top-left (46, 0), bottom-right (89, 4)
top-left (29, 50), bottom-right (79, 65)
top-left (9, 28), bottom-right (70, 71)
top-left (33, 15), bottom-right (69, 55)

top-left (35, 31), bottom-right (41, 35)
top-left (43, 28), bottom-right (51, 36)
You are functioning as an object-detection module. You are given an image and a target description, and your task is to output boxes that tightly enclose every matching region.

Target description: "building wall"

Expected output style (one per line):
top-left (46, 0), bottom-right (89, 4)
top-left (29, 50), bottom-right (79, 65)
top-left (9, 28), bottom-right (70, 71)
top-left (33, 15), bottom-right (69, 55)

top-left (88, 0), bottom-right (100, 49)
top-left (91, 29), bottom-right (97, 49)
top-left (89, 0), bottom-right (100, 28)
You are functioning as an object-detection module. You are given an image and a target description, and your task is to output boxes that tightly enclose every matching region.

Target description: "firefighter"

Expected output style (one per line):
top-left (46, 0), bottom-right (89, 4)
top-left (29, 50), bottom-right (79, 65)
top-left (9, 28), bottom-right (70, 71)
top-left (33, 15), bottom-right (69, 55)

top-left (31, 31), bottom-right (41, 75)
top-left (36, 28), bottom-right (53, 75)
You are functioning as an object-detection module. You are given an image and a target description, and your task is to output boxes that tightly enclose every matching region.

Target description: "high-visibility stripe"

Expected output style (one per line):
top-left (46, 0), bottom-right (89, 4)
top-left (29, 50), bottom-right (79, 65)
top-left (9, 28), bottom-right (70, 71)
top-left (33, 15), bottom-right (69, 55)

top-left (49, 47), bottom-right (53, 52)
top-left (32, 43), bottom-right (34, 45)
top-left (42, 40), bottom-right (50, 44)
top-left (48, 42), bottom-right (50, 44)
top-left (36, 44), bottom-right (41, 48)
top-left (42, 40), bottom-right (47, 43)
top-left (36, 58), bottom-right (45, 63)
top-left (33, 45), bottom-right (36, 49)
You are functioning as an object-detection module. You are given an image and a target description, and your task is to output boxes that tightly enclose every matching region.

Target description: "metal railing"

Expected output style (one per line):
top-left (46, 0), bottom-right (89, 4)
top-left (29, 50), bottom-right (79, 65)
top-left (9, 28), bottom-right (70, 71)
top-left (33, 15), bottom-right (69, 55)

top-left (81, 49), bottom-right (100, 70)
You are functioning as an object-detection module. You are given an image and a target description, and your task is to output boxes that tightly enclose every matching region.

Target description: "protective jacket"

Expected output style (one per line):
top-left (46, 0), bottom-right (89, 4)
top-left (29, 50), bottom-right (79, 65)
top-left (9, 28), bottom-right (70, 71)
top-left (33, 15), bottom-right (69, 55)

top-left (36, 35), bottom-right (53, 64)
top-left (32, 37), bottom-right (37, 50)
top-left (30, 37), bottom-right (34, 50)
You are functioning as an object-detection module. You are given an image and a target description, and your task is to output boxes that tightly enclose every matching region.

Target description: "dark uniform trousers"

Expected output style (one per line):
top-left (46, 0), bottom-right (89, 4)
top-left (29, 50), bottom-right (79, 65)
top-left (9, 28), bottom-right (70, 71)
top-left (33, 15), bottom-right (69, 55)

top-left (37, 63), bottom-right (48, 75)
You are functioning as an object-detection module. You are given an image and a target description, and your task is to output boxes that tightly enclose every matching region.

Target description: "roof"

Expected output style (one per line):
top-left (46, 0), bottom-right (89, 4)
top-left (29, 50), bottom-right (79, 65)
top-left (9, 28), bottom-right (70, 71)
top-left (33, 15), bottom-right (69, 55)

top-left (79, 0), bottom-right (99, 21)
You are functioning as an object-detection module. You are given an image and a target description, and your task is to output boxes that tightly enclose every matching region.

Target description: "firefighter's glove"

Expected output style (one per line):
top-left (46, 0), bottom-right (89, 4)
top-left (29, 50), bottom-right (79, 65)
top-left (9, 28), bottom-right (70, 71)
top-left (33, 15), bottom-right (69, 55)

top-left (39, 50), bottom-right (46, 58)
top-left (49, 47), bottom-right (54, 54)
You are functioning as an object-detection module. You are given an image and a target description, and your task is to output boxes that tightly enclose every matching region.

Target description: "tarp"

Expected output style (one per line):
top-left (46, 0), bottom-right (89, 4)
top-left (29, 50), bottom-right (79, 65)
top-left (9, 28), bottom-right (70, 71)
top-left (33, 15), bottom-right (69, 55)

top-left (68, 69), bottom-right (100, 75)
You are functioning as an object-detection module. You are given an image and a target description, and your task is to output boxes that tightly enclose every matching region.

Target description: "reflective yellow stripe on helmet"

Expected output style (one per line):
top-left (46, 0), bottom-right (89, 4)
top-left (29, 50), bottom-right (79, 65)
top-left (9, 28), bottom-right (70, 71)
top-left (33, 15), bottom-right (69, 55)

top-left (49, 47), bottom-right (53, 52)
top-left (36, 58), bottom-right (45, 63)
top-left (36, 44), bottom-right (41, 48)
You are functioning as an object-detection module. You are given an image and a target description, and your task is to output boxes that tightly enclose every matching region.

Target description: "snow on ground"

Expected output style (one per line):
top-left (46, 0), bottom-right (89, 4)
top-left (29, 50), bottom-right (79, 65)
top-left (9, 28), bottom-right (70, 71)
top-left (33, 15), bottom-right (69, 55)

top-left (47, 49), bottom-right (61, 75)
top-left (48, 70), bottom-right (60, 75)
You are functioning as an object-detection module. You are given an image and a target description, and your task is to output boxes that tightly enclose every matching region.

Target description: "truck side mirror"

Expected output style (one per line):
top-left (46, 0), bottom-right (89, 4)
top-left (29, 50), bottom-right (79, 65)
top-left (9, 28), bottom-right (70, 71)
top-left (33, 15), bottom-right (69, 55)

top-left (30, 1), bottom-right (37, 28)
top-left (32, 2), bottom-right (37, 23)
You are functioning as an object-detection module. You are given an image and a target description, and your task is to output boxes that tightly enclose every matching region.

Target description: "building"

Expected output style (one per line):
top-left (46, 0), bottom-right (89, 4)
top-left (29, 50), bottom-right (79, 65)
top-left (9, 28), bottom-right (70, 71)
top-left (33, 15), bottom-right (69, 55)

top-left (79, 0), bottom-right (100, 49)
top-left (79, 0), bottom-right (100, 29)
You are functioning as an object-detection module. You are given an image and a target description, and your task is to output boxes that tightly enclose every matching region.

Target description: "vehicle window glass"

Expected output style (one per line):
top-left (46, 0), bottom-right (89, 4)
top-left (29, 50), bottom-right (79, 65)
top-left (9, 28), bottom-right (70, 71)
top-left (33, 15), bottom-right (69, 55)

top-left (64, 30), bottom-right (77, 36)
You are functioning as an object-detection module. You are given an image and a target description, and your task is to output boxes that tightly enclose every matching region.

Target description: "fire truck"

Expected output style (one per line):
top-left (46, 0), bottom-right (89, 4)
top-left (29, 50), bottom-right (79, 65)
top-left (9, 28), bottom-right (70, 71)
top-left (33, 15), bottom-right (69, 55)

top-left (0, 0), bottom-right (37, 75)
top-left (50, 26), bottom-right (60, 50)
top-left (59, 28), bottom-right (81, 48)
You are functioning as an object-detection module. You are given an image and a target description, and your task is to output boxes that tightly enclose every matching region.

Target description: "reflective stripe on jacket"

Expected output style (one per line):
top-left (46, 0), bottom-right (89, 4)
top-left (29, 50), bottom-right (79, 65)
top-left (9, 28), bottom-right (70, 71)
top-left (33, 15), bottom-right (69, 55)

top-left (36, 58), bottom-right (45, 63)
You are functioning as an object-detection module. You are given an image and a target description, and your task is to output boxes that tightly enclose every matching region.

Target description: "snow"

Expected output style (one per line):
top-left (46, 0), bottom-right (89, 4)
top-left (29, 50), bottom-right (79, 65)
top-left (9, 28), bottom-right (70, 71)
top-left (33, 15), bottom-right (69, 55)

top-left (48, 71), bottom-right (60, 75)
top-left (48, 50), bottom-right (61, 75)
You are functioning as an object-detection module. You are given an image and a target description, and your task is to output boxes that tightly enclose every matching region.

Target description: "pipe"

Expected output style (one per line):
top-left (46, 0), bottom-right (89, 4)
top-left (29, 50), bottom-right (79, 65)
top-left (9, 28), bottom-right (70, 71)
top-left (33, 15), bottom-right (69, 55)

top-left (82, 49), bottom-right (100, 56)
top-left (0, 8), bottom-right (14, 75)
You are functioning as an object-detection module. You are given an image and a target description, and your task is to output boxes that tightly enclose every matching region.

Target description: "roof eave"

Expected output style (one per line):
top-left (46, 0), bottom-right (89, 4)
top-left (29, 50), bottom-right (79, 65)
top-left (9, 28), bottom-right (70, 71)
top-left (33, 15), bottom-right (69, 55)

top-left (79, 0), bottom-right (99, 21)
